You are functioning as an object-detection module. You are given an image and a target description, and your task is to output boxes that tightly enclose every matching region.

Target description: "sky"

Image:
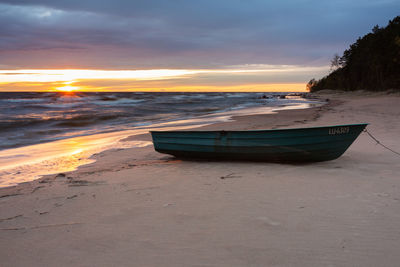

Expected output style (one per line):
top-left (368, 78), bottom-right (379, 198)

top-left (0, 0), bottom-right (398, 92)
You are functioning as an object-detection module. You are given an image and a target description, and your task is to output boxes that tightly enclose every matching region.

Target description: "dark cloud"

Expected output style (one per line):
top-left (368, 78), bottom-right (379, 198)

top-left (0, 0), bottom-right (399, 69)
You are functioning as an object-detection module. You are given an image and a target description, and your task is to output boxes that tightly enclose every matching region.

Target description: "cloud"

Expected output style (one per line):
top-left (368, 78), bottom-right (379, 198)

top-left (0, 0), bottom-right (399, 69)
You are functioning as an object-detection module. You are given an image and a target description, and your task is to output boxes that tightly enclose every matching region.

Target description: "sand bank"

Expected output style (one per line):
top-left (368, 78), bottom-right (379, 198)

top-left (1, 92), bottom-right (400, 266)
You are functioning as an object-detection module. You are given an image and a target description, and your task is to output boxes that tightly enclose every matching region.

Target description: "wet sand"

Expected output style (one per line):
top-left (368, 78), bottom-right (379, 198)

top-left (1, 91), bottom-right (400, 266)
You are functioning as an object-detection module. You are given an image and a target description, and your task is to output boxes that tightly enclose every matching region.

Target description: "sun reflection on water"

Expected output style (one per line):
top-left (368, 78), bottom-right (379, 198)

top-left (0, 130), bottom-right (152, 187)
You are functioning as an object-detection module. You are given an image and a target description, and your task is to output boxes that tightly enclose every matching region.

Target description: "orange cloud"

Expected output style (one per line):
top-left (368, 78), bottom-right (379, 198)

top-left (0, 66), bottom-right (323, 92)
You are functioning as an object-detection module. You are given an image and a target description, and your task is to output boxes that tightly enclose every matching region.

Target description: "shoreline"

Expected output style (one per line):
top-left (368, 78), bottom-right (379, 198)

top-left (0, 98), bottom-right (324, 188)
top-left (0, 96), bottom-right (336, 198)
top-left (1, 92), bottom-right (400, 266)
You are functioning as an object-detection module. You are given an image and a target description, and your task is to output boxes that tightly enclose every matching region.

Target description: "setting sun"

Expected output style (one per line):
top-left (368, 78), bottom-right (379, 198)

top-left (56, 85), bottom-right (79, 92)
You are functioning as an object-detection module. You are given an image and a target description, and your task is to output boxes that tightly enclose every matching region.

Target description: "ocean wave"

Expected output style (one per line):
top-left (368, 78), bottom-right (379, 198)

top-left (0, 98), bottom-right (46, 103)
top-left (0, 119), bottom-right (47, 131)
top-left (92, 98), bottom-right (145, 106)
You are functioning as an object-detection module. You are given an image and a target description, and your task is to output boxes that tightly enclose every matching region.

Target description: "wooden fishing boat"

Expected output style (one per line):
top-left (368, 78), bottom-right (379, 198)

top-left (150, 123), bottom-right (368, 162)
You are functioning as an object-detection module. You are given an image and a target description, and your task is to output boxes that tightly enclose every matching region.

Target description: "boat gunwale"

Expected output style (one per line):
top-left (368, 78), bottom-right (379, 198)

top-left (150, 123), bottom-right (369, 134)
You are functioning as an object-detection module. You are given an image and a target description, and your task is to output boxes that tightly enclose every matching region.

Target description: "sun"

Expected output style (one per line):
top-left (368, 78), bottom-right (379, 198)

top-left (55, 85), bottom-right (79, 92)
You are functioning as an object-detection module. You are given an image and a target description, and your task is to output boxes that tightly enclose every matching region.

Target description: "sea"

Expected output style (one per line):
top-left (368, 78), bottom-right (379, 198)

top-left (0, 92), bottom-right (322, 187)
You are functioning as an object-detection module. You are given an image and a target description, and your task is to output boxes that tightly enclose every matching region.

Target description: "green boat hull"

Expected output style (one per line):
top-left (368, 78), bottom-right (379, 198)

top-left (150, 124), bottom-right (368, 162)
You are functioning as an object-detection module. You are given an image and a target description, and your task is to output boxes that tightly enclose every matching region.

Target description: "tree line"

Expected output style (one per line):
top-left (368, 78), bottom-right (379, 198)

top-left (308, 16), bottom-right (400, 92)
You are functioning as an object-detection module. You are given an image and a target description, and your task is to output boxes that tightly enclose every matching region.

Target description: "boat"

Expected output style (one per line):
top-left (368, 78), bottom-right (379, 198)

top-left (150, 123), bottom-right (368, 163)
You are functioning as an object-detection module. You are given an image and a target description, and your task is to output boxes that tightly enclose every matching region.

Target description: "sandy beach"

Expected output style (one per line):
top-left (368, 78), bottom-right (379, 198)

top-left (1, 91), bottom-right (400, 266)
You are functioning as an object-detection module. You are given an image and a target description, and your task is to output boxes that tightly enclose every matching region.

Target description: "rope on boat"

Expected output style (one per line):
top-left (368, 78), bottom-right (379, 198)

top-left (363, 129), bottom-right (400, 157)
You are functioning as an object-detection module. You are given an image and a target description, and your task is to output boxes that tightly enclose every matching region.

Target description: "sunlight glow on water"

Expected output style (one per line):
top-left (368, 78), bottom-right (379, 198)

top-left (0, 130), bottom-right (149, 187)
top-left (0, 121), bottom-right (212, 187)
